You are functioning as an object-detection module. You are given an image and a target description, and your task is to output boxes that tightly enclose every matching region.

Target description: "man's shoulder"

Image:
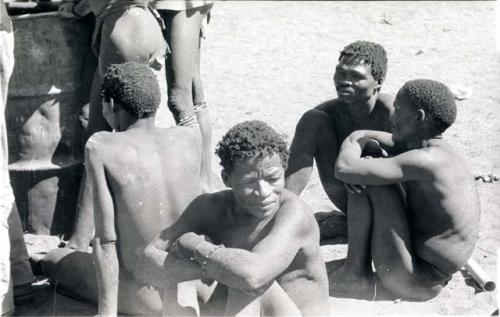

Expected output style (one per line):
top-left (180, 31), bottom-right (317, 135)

top-left (298, 99), bottom-right (343, 125)
top-left (276, 190), bottom-right (318, 237)
top-left (278, 190), bottom-right (313, 221)
top-left (86, 131), bottom-right (115, 152)
top-left (195, 190), bottom-right (232, 207)
top-left (314, 98), bottom-right (343, 112)
top-left (375, 93), bottom-right (395, 111)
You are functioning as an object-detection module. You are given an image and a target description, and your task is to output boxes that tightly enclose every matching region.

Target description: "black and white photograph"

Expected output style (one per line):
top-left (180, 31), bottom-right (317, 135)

top-left (0, 0), bottom-right (498, 315)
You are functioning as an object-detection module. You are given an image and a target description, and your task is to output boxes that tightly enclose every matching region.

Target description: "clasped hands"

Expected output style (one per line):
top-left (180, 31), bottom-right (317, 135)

top-left (345, 137), bottom-right (388, 194)
top-left (169, 232), bottom-right (212, 261)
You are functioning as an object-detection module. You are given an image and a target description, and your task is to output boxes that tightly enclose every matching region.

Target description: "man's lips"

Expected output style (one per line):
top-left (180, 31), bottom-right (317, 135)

top-left (337, 87), bottom-right (354, 94)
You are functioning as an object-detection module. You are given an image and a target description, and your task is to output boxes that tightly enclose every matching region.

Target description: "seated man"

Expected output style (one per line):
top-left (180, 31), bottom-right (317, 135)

top-left (331, 79), bottom-right (480, 300)
top-left (61, 0), bottom-right (171, 251)
top-left (41, 62), bottom-right (203, 315)
top-left (139, 120), bottom-right (330, 316)
top-left (285, 41), bottom-right (394, 238)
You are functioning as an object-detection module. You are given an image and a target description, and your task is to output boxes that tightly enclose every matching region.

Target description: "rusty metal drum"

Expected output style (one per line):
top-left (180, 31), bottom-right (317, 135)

top-left (6, 12), bottom-right (96, 235)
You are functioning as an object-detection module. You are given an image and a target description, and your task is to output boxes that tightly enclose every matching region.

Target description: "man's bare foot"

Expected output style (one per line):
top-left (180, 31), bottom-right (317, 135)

top-left (329, 265), bottom-right (373, 296)
top-left (316, 213), bottom-right (347, 240)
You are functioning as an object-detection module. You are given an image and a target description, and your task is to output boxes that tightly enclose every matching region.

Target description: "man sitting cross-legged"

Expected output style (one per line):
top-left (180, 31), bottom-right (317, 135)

top-left (331, 79), bottom-right (480, 300)
top-left (139, 120), bottom-right (330, 316)
top-left (41, 62), bottom-right (203, 315)
top-left (285, 40), bottom-right (394, 238)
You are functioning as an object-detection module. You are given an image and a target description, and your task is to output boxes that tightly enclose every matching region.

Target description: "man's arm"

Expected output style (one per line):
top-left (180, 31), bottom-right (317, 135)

top-left (285, 111), bottom-right (318, 194)
top-left (86, 134), bottom-right (118, 316)
top-left (139, 195), bottom-right (211, 288)
top-left (286, 109), bottom-right (341, 200)
top-left (175, 196), bottom-right (310, 293)
top-left (335, 130), bottom-right (435, 185)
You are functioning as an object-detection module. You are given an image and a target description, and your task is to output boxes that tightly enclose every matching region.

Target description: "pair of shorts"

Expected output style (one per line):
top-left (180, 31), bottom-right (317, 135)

top-left (92, 0), bottom-right (170, 57)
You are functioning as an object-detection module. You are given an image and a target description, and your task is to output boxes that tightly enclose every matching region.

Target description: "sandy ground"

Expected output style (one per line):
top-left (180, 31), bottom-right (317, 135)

top-left (13, 1), bottom-right (499, 315)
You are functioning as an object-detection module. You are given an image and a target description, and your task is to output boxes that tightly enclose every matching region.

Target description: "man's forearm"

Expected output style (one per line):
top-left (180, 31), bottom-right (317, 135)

top-left (192, 241), bottom-right (275, 293)
top-left (140, 244), bottom-right (205, 288)
top-left (94, 238), bottom-right (119, 316)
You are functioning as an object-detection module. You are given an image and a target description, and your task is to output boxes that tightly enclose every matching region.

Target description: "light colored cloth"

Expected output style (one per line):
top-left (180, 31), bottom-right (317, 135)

top-left (0, 1), bottom-right (15, 313)
top-left (152, 0), bottom-right (213, 11)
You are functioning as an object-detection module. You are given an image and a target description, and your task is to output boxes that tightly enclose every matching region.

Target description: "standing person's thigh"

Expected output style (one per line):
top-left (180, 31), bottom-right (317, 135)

top-left (367, 185), bottom-right (443, 299)
top-left (165, 8), bottom-right (205, 92)
top-left (87, 70), bottom-right (110, 137)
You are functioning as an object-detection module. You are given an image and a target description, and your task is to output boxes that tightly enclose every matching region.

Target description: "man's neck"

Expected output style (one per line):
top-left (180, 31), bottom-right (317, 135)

top-left (123, 116), bottom-right (156, 131)
top-left (345, 95), bottom-right (378, 125)
top-left (405, 134), bottom-right (443, 150)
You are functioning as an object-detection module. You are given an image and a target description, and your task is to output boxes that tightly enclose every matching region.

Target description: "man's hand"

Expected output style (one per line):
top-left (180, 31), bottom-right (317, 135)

top-left (170, 232), bottom-right (207, 260)
top-left (343, 182), bottom-right (366, 194)
top-left (362, 138), bottom-right (388, 158)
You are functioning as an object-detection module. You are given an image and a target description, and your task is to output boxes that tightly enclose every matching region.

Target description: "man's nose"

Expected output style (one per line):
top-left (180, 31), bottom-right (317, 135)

top-left (255, 180), bottom-right (272, 197)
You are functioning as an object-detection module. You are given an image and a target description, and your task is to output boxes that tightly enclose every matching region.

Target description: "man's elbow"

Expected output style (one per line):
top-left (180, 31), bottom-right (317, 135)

top-left (238, 266), bottom-right (274, 292)
top-left (335, 159), bottom-right (351, 181)
top-left (241, 274), bottom-right (273, 295)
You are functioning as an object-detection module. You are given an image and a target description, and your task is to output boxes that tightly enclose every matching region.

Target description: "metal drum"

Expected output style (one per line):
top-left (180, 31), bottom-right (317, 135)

top-left (6, 12), bottom-right (96, 235)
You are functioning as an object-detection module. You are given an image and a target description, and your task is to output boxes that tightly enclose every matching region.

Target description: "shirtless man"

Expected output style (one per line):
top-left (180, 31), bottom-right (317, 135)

top-left (140, 120), bottom-right (330, 316)
top-left (285, 41), bottom-right (393, 237)
top-left (58, 0), bottom-right (170, 251)
top-left (331, 79), bottom-right (480, 300)
top-left (41, 62), bottom-right (202, 315)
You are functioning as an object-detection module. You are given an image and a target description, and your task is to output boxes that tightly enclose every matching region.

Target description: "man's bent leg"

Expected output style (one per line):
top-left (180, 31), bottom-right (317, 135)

top-left (224, 282), bottom-right (300, 317)
top-left (368, 185), bottom-right (444, 300)
top-left (41, 248), bottom-right (163, 315)
top-left (329, 191), bottom-right (373, 295)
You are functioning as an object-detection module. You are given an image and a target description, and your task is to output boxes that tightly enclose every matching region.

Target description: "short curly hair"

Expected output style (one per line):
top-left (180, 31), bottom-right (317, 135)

top-left (102, 62), bottom-right (160, 118)
top-left (339, 41), bottom-right (388, 82)
top-left (216, 120), bottom-right (289, 173)
top-left (400, 79), bottom-right (457, 133)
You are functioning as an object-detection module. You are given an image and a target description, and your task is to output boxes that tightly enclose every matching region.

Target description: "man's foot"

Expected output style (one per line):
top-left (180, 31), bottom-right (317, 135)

top-left (316, 212), bottom-right (347, 240)
top-left (329, 265), bottom-right (373, 296)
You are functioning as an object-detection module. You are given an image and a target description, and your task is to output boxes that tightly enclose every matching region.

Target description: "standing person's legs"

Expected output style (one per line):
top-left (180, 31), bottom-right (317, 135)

top-left (368, 185), bottom-right (444, 300)
top-left (161, 6), bottom-right (212, 190)
top-left (192, 22), bottom-right (213, 192)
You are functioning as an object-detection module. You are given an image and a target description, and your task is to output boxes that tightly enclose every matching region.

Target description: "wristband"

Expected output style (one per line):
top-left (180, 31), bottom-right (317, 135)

top-left (194, 242), bottom-right (225, 270)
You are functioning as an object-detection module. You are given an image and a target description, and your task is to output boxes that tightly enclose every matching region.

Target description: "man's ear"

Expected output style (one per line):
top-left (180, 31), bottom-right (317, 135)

top-left (416, 108), bottom-right (426, 121)
top-left (221, 169), bottom-right (232, 188)
top-left (374, 78), bottom-right (383, 93)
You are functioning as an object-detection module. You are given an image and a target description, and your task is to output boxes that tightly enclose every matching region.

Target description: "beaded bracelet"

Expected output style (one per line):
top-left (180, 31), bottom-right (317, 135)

top-left (200, 244), bottom-right (225, 270)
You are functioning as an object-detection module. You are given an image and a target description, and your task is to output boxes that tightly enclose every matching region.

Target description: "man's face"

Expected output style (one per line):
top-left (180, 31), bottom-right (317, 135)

top-left (225, 154), bottom-right (285, 219)
top-left (333, 57), bottom-right (381, 104)
top-left (391, 90), bottom-right (419, 143)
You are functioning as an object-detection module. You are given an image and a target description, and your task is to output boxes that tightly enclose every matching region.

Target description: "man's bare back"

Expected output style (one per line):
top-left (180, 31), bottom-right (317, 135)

top-left (88, 126), bottom-right (201, 271)
top-left (41, 62), bottom-right (204, 315)
top-left (404, 141), bottom-right (479, 273)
